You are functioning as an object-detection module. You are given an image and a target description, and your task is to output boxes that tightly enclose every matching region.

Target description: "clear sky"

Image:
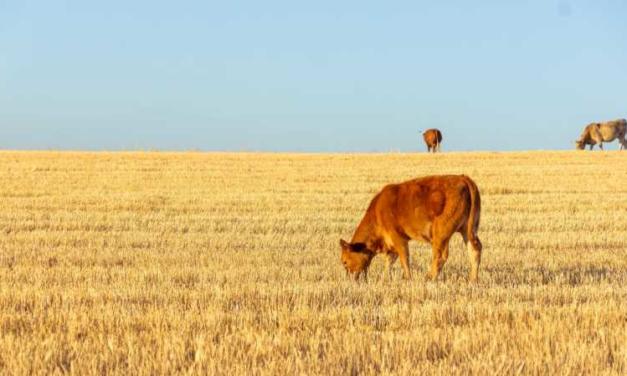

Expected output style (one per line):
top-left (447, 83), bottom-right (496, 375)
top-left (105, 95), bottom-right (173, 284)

top-left (1, 1), bottom-right (626, 151)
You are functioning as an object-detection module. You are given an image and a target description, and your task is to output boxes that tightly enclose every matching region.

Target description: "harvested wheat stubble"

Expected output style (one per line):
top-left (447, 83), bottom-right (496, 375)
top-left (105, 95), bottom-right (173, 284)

top-left (0, 151), bottom-right (625, 375)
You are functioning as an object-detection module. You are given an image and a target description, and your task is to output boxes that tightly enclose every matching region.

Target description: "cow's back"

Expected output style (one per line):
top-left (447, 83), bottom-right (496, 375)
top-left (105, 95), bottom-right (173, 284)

top-left (423, 129), bottom-right (442, 148)
top-left (424, 129), bottom-right (441, 143)
top-left (599, 119), bottom-right (627, 140)
top-left (370, 175), bottom-right (471, 240)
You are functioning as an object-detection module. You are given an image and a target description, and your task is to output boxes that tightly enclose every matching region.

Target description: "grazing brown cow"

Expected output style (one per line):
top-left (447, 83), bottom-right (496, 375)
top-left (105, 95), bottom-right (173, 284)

top-left (340, 175), bottom-right (482, 282)
top-left (575, 119), bottom-right (626, 150)
top-left (422, 129), bottom-right (443, 153)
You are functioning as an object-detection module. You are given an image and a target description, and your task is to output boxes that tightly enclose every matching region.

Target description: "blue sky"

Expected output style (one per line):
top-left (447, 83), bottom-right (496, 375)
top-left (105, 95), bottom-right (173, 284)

top-left (1, 1), bottom-right (626, 151)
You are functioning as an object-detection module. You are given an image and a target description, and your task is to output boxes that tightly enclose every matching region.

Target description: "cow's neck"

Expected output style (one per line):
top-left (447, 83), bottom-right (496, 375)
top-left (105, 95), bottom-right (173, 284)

top-left (351, 213), bottom-right (380, 251)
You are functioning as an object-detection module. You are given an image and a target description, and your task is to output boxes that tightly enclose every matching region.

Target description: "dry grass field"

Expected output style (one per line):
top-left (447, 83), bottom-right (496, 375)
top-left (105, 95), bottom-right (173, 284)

top-left (0, 151), bottom-right (625, 375)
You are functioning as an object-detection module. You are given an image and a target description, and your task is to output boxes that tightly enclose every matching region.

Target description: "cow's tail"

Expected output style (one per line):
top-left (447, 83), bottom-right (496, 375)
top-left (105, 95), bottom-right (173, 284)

top-left (620, 120), bottom-right (627, 150)
top-left (462, 175), bottom-right (482, 252)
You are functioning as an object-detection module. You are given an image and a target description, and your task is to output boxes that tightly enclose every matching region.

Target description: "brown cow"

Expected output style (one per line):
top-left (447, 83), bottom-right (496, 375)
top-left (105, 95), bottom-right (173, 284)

top-left (575, 119), bottom-right (626, 150)
top-left (339, 175), bottom-right (482, 282)
top-left (422, 129), bottom-right (443, 153)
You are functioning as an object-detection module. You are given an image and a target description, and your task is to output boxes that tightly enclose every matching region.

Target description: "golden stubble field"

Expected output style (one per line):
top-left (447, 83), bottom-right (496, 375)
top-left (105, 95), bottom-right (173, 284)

top-left (0, 151), bottom-right (625, 375)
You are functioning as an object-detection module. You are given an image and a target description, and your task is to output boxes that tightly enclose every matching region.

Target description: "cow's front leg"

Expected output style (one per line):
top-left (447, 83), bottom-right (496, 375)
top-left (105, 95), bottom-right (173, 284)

top-left (599, 142), bottom-right (604, 150)
top-left (397, 245), bottom-right (411, 280)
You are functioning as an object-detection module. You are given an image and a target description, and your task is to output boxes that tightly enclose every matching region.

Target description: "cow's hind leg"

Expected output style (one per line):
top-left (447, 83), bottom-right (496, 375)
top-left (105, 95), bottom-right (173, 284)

top-left (467, 241), bottom-right (481, 282)
top-left (462, 233), bottom-right (482, 282)
top-left (427, 236), bottom-right (450, 281)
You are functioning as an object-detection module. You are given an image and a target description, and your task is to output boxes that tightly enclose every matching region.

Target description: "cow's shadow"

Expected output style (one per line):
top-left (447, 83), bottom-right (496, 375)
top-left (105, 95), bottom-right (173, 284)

top-left (481, 264), bottom-right (615, 286)
top-left (376, 263), bottom-right (616, 286)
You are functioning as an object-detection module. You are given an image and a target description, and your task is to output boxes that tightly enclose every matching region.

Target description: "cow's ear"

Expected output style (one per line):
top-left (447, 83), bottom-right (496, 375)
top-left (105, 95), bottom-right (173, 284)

top-left (339, 239), bottom-right (349, 249)
top-left (351, 243), bottom-right (367, 253)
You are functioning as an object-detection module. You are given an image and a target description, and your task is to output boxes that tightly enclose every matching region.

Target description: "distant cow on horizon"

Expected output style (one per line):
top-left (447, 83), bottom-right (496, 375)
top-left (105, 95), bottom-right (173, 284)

top-left (575, 119), bottom-right (626, 150)
top-left (421, 129), bottom-right (442, 153)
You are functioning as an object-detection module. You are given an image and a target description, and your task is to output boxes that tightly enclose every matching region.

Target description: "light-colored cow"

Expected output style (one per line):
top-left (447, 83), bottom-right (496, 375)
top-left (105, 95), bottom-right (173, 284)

top-left (575, 119), bottom-right (627, 150)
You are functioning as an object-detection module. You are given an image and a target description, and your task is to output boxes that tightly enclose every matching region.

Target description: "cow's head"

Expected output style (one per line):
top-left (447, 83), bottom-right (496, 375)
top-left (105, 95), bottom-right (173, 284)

top-left (339, 239), bottom-right (373, 281)
top-left (574, 139), bottom-right (585, 150)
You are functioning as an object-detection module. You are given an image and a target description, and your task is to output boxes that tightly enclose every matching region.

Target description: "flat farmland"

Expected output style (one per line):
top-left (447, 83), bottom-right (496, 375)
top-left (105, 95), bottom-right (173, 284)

top-left (0, 151), bottom-right (625, 375)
